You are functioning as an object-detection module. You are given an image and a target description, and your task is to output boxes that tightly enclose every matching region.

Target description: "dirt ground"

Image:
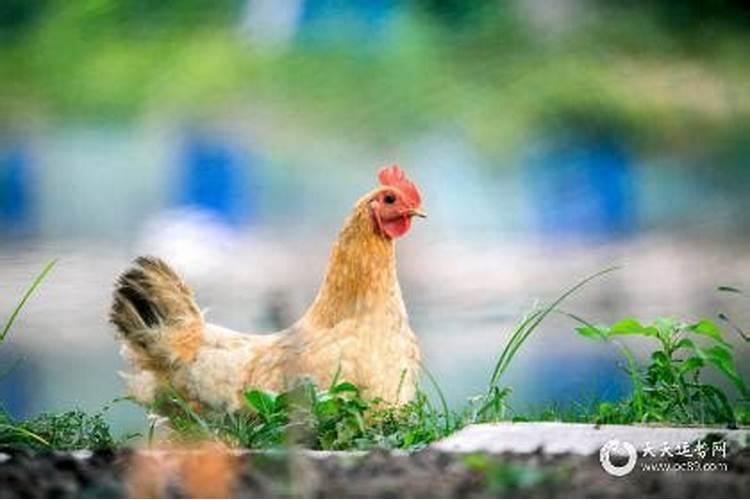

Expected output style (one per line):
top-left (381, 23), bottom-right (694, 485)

top-left (0, 446), bottom-right (748, 498)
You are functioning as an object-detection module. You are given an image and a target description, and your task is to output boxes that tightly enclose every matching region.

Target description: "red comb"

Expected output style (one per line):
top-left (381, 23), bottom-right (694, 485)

top-left (378, 165), bottom-right (422, 207)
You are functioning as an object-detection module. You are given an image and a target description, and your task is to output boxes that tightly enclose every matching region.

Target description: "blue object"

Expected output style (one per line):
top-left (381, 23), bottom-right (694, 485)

top-left (178, 135), bottom-right (261, 226)
top-left (0, 344), bottom-right (35, 419)
top-left (525, 132), bottom-right (636, 239)
top-left (0, 145), bottom-right (34, 237)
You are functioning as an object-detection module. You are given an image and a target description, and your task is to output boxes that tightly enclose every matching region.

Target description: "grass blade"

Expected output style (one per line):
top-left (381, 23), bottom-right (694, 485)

top-left (0, 424), bottom-right (51, 447)
top-left (487, 266), bottom-right (620, 391)
top-left (487, 308), bottom-right (544, 390)
top-left (1, 259), bottom-right (57, 342)
top-left (420, 363), bottom-right (452, 435)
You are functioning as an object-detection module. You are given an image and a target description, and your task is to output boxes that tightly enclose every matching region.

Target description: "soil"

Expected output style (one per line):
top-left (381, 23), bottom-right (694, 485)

top-left (0, 446), bottom-right (748, 498)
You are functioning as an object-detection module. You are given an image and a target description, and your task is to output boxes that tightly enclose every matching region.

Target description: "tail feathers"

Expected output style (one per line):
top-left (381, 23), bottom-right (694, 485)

top-left (110, 256), bottom-right (204, 368)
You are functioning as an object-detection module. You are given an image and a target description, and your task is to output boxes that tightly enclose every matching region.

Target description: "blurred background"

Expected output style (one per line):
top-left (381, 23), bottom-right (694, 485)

top-left (0, 0), bottom-right (749, 435)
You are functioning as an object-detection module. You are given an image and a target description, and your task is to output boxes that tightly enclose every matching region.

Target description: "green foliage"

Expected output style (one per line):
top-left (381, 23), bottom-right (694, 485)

top-left (243, 380), bottom-right (370, 450)
top-left (0, 2), bottom-right (749, 152)
top-left (153, 378), bottom-right (460, 451)
top-left (574, 316), bottom-right (749, 425)
top-left (0, 408), bottom-right (116, 450)
top-left (365, 389), bottom-right (460, 449)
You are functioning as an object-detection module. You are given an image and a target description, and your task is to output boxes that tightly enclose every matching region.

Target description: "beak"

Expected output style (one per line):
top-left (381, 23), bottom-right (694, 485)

top-left (409, 208), bottom-right (428, 219)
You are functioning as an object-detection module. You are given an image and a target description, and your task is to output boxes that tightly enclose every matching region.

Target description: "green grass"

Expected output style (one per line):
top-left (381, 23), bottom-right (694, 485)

top-left (150, 378), bottom-right (456, 451)
top-left (0, 408), bottom-right (116, 450)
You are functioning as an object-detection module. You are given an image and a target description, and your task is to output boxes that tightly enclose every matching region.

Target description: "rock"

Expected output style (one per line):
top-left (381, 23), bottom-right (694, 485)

top-left (433, 422), bottom-right (750, 455)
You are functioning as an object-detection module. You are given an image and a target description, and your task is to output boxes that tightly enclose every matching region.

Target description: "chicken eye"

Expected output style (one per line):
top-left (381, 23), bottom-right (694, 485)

top-left (384, 194), bottom-right (396, 205)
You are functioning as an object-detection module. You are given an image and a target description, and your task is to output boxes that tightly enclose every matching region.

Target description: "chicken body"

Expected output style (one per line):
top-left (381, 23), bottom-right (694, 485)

top-left (112, 171), bottom-right (423, 412)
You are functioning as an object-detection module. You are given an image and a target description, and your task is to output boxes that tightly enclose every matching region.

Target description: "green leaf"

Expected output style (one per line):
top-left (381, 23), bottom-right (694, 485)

top-left (330, 382), bottom-right (359, 395)
top-left (315, 398), bottom-right (339, 417)
top-left (678, 356), bottom-right (704, 374)
top-left (700, 385), bottom-right (736, 424)
top-left (653, 317), bottom-right (680, 338)
top-left (575, 324), bottom-right (608, 339)
top-left (704, 345), bottom-right (733, 364)
top-left (696, 345), bottom-right (749, 398)
top-left (245, 389), bottom-right (277, 415)
top-left (674, 338), bottom-right (697, 352)
top-left (651, 351), bottom-right (670, 366)
top-left (608, 318), bottom-right (659, 337)
top-left (687, 319), bottom-right (732, 348)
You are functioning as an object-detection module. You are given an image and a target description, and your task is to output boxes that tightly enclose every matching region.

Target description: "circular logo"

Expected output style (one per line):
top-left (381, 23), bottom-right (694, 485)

top-left (600, 439), bottom-right (638, 477)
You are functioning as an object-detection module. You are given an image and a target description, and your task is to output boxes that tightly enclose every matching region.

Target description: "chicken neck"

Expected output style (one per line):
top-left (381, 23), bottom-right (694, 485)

top-left (302, 197), bottom-right (401, 328)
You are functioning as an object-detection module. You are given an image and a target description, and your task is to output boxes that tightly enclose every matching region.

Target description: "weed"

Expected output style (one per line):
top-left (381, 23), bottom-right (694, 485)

top-left (573, 316), bottom-right (749, 425)
top-left (469, 267), bottom-right (619, 423)
top-left (0, 409), bottom-right (116, 450)
top-left (1, 259), bottom-right (57, 345)
top-left (151, 377), bottom-right (460, 451)
top-left (0, 259), bottom-right (56, 388)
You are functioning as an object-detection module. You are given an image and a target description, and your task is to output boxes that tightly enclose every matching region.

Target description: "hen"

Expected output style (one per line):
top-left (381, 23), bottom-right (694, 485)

top-left (110, 165), bottom-right (426, 411)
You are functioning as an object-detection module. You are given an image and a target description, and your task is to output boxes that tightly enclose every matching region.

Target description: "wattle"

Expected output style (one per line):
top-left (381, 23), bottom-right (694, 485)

top-left (383, 216), bottom-right (411, 239)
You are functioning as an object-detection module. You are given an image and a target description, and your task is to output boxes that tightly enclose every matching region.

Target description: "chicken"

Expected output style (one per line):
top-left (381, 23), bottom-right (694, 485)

top-left (110, 165), bottom-right (426, 412)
